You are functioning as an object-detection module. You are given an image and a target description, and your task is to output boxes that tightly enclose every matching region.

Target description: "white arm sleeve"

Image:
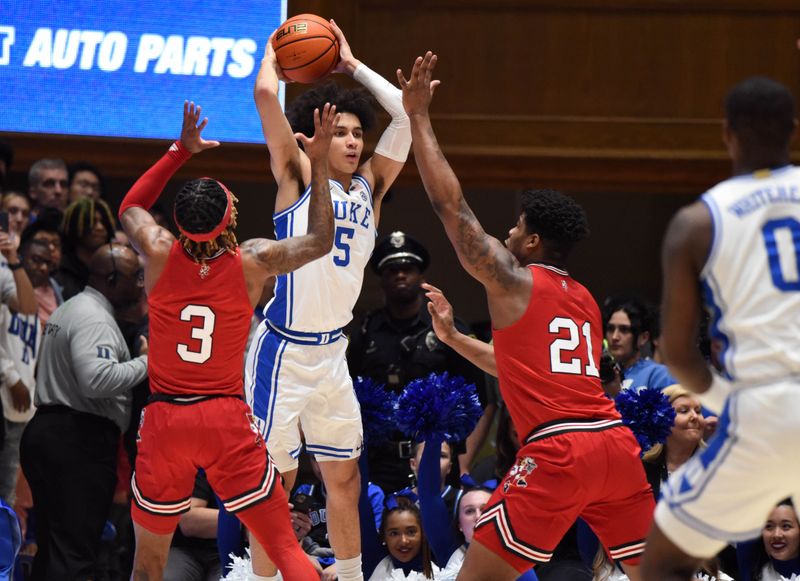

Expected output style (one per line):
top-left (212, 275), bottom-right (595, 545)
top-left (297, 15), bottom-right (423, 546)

top-left (354, 64), bottom-right (411, 162)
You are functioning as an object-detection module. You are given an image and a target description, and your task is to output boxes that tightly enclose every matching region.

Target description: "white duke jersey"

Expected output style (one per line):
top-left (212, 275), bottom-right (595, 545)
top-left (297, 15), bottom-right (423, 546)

top-left (701, 164), bottom-right (800, 386)
top-left (265, 175), bottom-right (376, 333)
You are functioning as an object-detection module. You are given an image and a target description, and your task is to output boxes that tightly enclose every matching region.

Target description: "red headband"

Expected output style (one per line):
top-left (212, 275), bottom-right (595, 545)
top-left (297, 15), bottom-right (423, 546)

top-left (175, 178), bottom-right (234, 243)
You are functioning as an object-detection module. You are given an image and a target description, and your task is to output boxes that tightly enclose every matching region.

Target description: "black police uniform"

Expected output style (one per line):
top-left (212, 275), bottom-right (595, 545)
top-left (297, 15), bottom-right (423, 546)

top-left (347, 232), bottom-right (486, 493)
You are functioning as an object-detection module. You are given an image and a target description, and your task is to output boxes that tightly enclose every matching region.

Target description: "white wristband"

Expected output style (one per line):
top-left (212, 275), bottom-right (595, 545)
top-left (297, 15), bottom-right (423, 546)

top-left (697, 372), bottom-right (732, 414)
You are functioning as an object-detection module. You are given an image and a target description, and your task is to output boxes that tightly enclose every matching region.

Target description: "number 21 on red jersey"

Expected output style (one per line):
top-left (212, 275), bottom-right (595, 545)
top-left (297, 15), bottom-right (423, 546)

top-left (548, 316), bottom-right (600, 377)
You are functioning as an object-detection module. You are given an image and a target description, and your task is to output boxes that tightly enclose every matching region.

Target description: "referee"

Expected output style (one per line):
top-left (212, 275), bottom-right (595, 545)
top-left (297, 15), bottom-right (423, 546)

top-left (20, 243), bottom-right (148, 581)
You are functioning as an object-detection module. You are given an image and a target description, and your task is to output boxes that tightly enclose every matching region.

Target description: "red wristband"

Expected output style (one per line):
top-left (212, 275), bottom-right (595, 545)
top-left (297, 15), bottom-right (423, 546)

top-left (118, 141), bottom-right (192, 219)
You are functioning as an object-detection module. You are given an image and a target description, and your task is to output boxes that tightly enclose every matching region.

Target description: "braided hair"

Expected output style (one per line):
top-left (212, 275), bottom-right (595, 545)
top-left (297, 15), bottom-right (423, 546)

top-left (61, 197), bottom-right (115, 249)
top-left (173, 178), bottom-right (239, 261)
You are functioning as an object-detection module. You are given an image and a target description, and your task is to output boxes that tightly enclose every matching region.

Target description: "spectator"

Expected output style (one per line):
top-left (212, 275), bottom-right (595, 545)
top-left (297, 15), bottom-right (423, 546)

top-left (0, 227), bottom-right (39, 504)
top-left (603, 296), bottom-right (675, 391)
top-left (367, 495), bottom-right (439, 580)
top-left (745, 499), bottom-right (800, 581)
top-left (19, 243), bottom-right (148, 580)
top-left (27, 159), bottom-right (68, 217)
top-left (56, 197), bottom-right (115, 300)
top-left (637, 385), bottom-right (735, 581)
top-left (2, 192), bottom-right (31, 238)
top-left (20, 208), bottom-right (64, 277)
top-left (0, 142), bottom-right (14, 195)
top-left (348, 231), bottom-right (491, 492)
top-left (68, 161), bottom-right (106, 203)
top-left (19, 238), bottom-right (63, 325)
top-left (641, 385), bottom-right (706, 499)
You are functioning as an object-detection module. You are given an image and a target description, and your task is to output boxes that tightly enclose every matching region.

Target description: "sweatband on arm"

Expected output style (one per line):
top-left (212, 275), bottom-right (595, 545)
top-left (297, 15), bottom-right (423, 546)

top-left (118, 141), bottom-right (192, 219)
top-left (354, 63), bottom-right (411, 162)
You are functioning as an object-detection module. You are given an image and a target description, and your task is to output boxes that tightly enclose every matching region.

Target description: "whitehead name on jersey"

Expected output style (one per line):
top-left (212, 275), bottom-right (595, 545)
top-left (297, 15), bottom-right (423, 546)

top-left (701, 165), bottom-right (800, 386)
top-left (266, 175), bottom-right (375, 333)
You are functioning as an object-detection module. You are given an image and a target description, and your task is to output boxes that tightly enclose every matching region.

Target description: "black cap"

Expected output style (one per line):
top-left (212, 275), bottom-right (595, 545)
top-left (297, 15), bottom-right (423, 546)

top-left (370, 231), bottom-right (430, 273)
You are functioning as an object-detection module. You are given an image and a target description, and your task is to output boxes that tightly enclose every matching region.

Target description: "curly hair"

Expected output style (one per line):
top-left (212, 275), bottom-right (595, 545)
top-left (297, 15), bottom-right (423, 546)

top-left (173, 179), bottom-right (238, 260)
top-left (520, 189), bottom-right (589, 261)
top-left (286, 81), bottom-right (376, 139)
top-left (62, 197), bottom-right (115, 249)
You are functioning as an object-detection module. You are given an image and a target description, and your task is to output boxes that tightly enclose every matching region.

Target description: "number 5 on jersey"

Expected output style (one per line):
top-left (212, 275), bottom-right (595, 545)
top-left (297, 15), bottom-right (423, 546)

top-left (549, 316), bottom-right (600, 377)
top-left (177, 305), bottom-right (216, 364)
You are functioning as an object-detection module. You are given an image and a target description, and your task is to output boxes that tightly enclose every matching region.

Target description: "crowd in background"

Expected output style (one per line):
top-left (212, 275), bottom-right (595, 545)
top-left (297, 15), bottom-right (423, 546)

top-left (0, 139), bottom-right (797, 581)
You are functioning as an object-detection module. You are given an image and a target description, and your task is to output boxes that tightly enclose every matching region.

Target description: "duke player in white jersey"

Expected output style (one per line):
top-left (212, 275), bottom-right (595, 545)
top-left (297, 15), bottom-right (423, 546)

top-left (245, 21), bottom-right (412, 581)
top-left (641, 77), bottom-right (800, 580)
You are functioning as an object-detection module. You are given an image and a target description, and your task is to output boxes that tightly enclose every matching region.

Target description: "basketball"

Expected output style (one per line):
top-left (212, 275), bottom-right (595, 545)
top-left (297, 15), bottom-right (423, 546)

top-left (272, 14), bottom-right (339, 84)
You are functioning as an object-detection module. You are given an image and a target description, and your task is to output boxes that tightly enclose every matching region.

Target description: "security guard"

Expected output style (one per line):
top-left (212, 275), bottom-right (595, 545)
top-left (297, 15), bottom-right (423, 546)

top-left (348, 231), bottom-right (485, 493)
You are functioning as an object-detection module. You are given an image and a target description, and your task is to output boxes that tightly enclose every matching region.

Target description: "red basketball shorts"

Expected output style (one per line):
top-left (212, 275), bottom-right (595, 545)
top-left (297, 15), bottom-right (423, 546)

top-left (131, 396), bottom-right (281, 534)
top-left (473, 420), bottom-right (655, 572)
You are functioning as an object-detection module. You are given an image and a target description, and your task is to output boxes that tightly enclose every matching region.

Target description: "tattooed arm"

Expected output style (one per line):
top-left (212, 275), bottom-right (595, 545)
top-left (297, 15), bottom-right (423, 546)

top-left (240, 105), bottom-right (336, 307)
top-left (398, 54), bottom-right (526, 296)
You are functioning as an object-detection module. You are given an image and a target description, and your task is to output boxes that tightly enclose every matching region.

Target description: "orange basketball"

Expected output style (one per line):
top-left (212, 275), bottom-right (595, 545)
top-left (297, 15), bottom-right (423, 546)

top-left (272, 14), bottom-right (339, 84)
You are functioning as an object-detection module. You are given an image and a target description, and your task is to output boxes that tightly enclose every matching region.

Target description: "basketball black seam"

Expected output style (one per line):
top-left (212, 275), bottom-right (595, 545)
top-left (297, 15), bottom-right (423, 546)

top-left (280, 42), bottom-right (337, 72)
top-left (274, 35), bottom-right (335, 51)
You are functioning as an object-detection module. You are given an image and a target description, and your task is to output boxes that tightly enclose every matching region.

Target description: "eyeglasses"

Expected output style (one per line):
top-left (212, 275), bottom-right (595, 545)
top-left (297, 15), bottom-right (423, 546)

top-left (28, 255), bottom-right (54, 268)
top-left (74, 179), bottom-right (100, 192)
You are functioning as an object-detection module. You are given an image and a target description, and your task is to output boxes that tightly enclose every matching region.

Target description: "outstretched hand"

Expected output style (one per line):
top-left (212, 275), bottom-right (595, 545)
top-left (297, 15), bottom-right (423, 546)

top-left (423, 283), bottom-right (457, 343)
top-left (295, 103), bottom-right (339, 163)
top-left (396, 52), bottom-right (441, 116)
top-left (180, 101), bottom-right (221, 153)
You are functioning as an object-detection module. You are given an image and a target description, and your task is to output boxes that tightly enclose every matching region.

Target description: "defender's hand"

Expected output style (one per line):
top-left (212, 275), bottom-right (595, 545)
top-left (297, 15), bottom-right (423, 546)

top-left (423, 283), bottom-right (457, 343)
top-left (396, 52), bottom-right (441, 117)
top-left (294, 103), bottom-right (339, 163)
top-left (180, 101), bottom-right (221, 153)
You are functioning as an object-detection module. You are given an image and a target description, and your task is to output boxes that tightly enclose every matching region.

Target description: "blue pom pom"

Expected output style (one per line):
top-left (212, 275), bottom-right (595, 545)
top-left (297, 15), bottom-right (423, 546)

top-left (353, 376), bottom-right (398, 445)
top-left (614, 387), bottom-right (676, 455)
top-left (395, 372), bottom-right (482, 442)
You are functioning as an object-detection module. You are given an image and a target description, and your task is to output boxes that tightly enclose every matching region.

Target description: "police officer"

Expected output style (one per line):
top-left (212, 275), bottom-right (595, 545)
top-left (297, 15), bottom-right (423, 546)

top-left (348, 231), bottom-right (485, 493)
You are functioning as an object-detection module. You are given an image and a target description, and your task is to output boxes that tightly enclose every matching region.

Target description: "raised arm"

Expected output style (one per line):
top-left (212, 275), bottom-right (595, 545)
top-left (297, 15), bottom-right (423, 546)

top-left (398, 54), bottom-right (523, 297)
top-left (660, 201), bottom-right (730, 412)
top-left (241, 104), bottom-right (337, 278)
top-left (0, 231), bottom-right (37, 315)
top-left (254, 41), bottom-right (309, 211)
top-left (328, 20), bottom-right (410, 215)
top-left (119, 101), bottom-right (219, 261)
top-left (423, 283), bottom-right (498, 377)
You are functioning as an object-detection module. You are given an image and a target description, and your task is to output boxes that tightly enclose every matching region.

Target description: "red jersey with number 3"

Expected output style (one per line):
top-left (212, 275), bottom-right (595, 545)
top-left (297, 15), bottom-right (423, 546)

top-left (492, 264), bottom-right (619, 442)
top-left (148, 241), bottom-right (253, 396)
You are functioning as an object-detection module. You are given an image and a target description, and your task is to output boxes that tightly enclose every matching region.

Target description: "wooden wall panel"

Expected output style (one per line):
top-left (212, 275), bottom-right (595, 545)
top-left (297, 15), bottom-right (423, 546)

top-left (2, 1), bottom-right (800, 315)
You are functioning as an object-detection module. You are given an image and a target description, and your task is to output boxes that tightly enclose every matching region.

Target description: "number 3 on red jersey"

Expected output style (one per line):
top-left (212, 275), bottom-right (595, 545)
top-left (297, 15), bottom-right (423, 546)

top-left (548, 316), bottom-right (600, 377)
top-left (177, 305), bottom-right (216, 364)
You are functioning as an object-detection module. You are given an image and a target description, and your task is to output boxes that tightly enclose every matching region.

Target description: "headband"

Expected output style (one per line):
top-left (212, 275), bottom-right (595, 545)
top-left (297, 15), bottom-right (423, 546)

top-left (175, 178), bottom-right (233, 243)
